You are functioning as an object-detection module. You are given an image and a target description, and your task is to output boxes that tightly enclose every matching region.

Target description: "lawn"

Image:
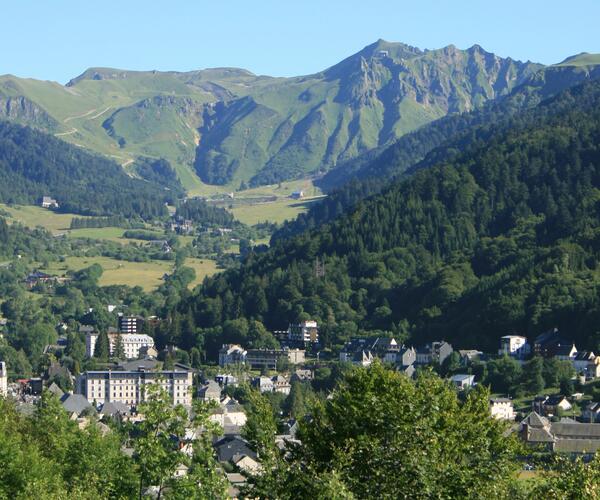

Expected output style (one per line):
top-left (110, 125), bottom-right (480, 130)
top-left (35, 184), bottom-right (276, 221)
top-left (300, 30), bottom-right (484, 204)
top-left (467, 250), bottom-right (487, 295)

top-left (185, 257), bottom-right (220, 288)
top-left (43, 256), bottom-right (173, 291)
top-left (230, 196), bottom-right (325, 225)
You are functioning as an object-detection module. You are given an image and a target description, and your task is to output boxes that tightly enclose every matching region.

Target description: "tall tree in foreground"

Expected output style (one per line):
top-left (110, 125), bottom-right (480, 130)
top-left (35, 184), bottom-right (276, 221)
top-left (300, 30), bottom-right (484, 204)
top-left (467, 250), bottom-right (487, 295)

top-left (249, 363), bottom-right (522, 499)
top-left (134, 383), bottom-right (227, 499)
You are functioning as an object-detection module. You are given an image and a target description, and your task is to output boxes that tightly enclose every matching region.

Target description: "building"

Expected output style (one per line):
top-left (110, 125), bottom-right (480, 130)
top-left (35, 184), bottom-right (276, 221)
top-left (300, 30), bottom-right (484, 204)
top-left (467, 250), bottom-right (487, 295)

top-left (521, 412), bottom-right (600, 455)
top-left (246, 348), bottom-right (305, 370)
top-left (290, 190), bottom-right (304, 200)
top-left (416, 341), bottom-right (453, 366)
top-left (458, 350), bottom-right (483, 364)
top-left (533, 395), bottom-right (573, 416)
top-left (118, 315), bottom-right (144, 334)
top-left (450, 374), bottom-right (475, 390)
top-left (498, 335), bottom-right (529, 358)
top-left (252, 375), bottom-right (291, 394)
top-left (0, 361), bottom-right (7, 396)
top-left (572, 351), bottom-right (595, 374)
top-left (582, 402), bottom-right (600, 423)
top-left (555, 344), bottom-right (578, 362)
top-left (340, 337), bottom-right (400, 362)
top-left (218, 344), bottom-right (247, 367)
top-left (85, 331), bottom-right (155, 359)
top-left (41, 196), bottom-right (59, 209)
top-left (287, 320), bottom-right (319, 345)
top-left (489, 398), bottom-right (515, 420)
top-left (198, 380), bottom-right (222, 402)
top-left (352, 350), bottom-right (374, 367)
top-left (76, 363), bottom-right (193, 407)
top-left (533, 328), bottom-right (570, 358)
top-left (215, 374), bottom-right (238, 387)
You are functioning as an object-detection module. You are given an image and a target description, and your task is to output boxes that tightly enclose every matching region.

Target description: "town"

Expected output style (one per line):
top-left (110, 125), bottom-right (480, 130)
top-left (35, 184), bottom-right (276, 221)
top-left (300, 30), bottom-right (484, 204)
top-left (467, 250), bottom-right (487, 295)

top-left (2, 310), bottom-right (600, 496)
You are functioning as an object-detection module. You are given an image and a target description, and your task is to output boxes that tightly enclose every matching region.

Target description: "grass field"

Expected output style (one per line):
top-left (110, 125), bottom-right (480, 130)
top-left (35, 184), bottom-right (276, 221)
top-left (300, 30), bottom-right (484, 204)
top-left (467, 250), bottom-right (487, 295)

top-left (43, 256), bottom-right (173, 291)
top-left (185, 258), bottom-right (220, 288)
top-left (230, 196), bottom-right (324, 225)
top-left (0, 203), bottom-right (82, 233)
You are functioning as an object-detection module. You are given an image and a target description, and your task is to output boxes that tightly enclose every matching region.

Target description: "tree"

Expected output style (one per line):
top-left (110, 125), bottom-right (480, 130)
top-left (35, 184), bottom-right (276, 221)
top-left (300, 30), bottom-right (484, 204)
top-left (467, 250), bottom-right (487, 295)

top-left (113, 334), bottom-right (125, 360)
top-left (134, 383), bottom-right (227, 499)
top-left (250, 363), bottom-right (522, 498)
top-left (94, 331), bottom-right (110, 362)
top-left (560, 377), bottom-right (574, 397)
top-left (533, 455), bottom-right (600, 498)
top-left (521, 356), bottom-right (545, 395)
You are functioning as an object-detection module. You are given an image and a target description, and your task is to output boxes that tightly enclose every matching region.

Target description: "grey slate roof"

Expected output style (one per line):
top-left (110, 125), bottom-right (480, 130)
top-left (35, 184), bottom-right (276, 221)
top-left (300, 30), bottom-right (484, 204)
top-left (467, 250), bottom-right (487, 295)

top-left (100, 401), bottom-right (130, 416)
top-left (47, 382), bottom-right (65, 398)
top-left (61, 394), bottom-right (93, 416)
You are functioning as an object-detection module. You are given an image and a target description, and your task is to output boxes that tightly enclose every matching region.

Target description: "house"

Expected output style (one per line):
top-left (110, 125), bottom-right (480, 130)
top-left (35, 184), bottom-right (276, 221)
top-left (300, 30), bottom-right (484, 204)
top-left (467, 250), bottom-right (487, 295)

top-left (450, 374), bottom-right (475, 390)
top-left (291, 369), bottom-right (313, 382)
top-left (215, 374), bottom-right (238, 387)
top-left (582, 402), bottom-right (600, 423)
top-left (458, 350), bottom-right (483, 364)
top-left (138, 345), bottom-right (158, 358)
top-left (290, 190), bottom-right (304, 200)
top-left (234, 455), bottom-right (262, 475)
top-left (572, 351), bottom-right (595, 373)
top-left (252, 376), bottom-right (274, 393)
top-left (218, 344), bottom-right (248, 367)
top-left (541, 395), bottom-right (573, 416)
top-left (587, 357), bottom-right (600, 379)
top-left (521, 411), bottom-right (600, 455)
top-left (209, 397), bottom-right (247, 431)
top-left (534, 328), bottom-right (570, 358)
top-left (555, 344), bottom-right (578, 362)
top-left (489, 398), bottom-right (515, 420)
top-left (352, 350), bottom-right (374, 367)
top-left (100, 401), bottom-right (131, 419)
top-left (198, 380), bottom-right (221, 402)
top-left (416, 341), bottom-right (453, 366)
top-left (214, 436), bottom-right (257, 463)
top-left (287, 320), bottom-right (319, 345)
top-left (0, 361), bottom-right (7, 396)
top-left (271, 375), bottom-right (291, 395)
top-left (47, 382), bottom-right (65, 399)
top-left (340, 337), bottom-right (404, 364)
top-left (61, 393), bottom-right (93, 418)
top-left (498, 335), bottom-right (529, 358)
top-left (41, 196), bottom-right (59, 209)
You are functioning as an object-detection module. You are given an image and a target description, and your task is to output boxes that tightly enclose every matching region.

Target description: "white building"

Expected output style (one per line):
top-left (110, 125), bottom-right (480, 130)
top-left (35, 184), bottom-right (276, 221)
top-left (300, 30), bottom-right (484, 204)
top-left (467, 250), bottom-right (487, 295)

top-left (86, 332), bottom-right (154, 359)
top-left (0, 361), bottom-right (7, 396)
top-left (118, 315), bottom-right (144, 334)
top-left (218, 344), bottom-right (247, 367)
top-left (490, 398), bottom-right (515, 420)
top-left (499, 335), bottom-right (530, 358)
top-left (77, 366), bottom-right (193, 407)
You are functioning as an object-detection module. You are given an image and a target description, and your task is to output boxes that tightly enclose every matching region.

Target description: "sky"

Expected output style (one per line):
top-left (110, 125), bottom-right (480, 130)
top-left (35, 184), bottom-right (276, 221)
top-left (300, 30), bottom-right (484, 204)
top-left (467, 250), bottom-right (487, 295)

top-left (2, 0), bottom-right (599, 83)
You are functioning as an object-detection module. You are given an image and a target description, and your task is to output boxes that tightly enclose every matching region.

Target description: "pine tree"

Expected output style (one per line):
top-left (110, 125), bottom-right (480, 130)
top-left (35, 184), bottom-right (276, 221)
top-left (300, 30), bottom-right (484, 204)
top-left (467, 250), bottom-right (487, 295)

top-left (113, 334), bottom-right (125, 360)
top-left (94, 331), bottom-right (110, 362)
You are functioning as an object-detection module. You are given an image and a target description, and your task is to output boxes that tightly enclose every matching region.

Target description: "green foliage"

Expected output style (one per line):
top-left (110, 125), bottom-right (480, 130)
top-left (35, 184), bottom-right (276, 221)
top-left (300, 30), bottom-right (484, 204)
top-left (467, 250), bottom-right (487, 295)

top-left (250, 363), bottom-right (521, 498)
top-left (0, 120), bottom-right (170, 218)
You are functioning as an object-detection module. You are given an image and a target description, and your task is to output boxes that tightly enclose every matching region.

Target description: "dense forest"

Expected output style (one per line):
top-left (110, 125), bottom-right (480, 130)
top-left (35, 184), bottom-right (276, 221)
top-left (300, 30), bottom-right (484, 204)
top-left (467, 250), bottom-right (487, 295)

top-left (162, 80), bottom-right (600, 356)
top-left (275, 65), bottom-right (600, 243)
top-left (174, 198), bottom-right (235, 227)
top-left (0, 121), bottom-right (171, 218)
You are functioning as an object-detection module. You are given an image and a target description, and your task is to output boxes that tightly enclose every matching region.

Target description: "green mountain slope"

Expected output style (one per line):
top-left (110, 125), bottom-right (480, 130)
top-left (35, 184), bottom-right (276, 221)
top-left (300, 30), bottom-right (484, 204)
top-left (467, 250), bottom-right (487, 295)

top-left (0, 120), bottom-right (171, 218)
top-left (0, 41), bottom-right (542, 192)
top-left (167, 79), bottom-right (600, 358)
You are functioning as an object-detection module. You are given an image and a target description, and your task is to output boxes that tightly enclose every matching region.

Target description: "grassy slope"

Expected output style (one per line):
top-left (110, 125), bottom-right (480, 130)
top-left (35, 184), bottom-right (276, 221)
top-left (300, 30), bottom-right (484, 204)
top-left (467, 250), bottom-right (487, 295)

top-left (230, 196), bottom-right (324, 225)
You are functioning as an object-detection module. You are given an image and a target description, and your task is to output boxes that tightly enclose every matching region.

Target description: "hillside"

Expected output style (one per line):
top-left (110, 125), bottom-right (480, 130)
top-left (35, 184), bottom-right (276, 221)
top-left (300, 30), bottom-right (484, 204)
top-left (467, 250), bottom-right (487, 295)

top-left (0, 41), bottom-right (541, 192)
top-left (0, 120), bottom-right (171, 218)
top-left (165, 79), bottom-right (600, 358)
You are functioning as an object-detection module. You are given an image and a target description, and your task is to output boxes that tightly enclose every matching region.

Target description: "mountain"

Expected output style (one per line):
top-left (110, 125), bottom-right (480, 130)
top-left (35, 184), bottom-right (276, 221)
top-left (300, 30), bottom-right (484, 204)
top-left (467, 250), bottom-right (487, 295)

top-left (0, 41), bottom-right (542, 191)
top-left (0, 120), bottom-right (173, 218)
top-left (269, 51), bottom-right (600, 241)
top-left (166, 79), bottom-right (600, 358)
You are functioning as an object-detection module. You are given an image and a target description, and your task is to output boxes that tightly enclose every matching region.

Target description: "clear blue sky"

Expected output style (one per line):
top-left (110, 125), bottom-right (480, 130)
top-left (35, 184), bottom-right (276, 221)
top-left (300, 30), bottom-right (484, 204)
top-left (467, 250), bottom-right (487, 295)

top-left (3, 0), bottom-right (599, 83)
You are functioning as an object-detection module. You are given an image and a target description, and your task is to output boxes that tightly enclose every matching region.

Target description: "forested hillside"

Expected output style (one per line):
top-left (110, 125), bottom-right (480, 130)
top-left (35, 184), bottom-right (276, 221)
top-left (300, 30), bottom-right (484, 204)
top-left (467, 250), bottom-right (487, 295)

top-left (0, 121), bottom-right (171, 218)
top-left (166, 79), bottom-right (600, 356)
top-left (275, 57), bottom-right (600, 242)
